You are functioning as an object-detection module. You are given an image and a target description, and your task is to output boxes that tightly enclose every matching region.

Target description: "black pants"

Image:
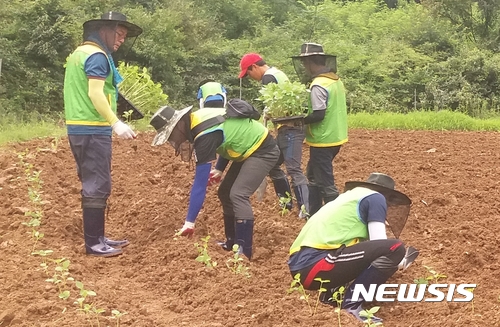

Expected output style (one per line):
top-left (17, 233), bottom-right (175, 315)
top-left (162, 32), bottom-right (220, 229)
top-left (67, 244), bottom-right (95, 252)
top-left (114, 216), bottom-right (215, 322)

top-left (292, 239), bottom-right (405, 290)
top-left (306, 145), bottom-right (341, 195)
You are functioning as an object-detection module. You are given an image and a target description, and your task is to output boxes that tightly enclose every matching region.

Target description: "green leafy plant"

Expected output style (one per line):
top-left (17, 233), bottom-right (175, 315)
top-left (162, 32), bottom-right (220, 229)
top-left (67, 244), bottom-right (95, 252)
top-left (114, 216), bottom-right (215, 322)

top-left (287, 273), bottom-right (312, 315)
top-left (194, 236), bottom-right (217, 268)
top-left (313, 278), bottom-right (330, 316)
top-left (279, 191), bottom-right (293, 216)
top-left (332, 286), bottom-right (346, 326)
top-left (226, 244), bottom-right (251, 278)
top-left (118, 62), bottom-right (168, 116)
top-left (111, 309), bottom-right (128, 327)
top-left (45, 258), bottom-right (74, 300)
top-left (257, 81), bottom-right (308, 118)
top-left (359, 306), bottom-right (384, 326)
top-left (414, 265), bottom-right (447, 284)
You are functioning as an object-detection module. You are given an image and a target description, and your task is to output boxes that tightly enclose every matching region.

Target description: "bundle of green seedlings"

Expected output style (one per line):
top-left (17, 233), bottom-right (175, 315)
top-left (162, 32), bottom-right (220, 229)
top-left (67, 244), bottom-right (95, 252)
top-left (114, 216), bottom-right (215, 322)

top-left (257, 81), bottom-right (308, 119)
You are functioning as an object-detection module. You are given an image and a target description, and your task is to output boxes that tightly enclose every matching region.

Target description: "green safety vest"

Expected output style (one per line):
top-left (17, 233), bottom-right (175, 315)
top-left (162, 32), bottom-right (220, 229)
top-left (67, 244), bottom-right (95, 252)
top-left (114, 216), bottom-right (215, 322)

top-left (199, 82), bottom-right (225, 101)
top-left (263, 67), bottom-right (289, 84)
top-left (306, 76), bottom-right (348, 147)
top-left (64, 43), bottom-right (117, 126)
top-left (289, 187), bottom-right (377, 254)
top-left (192, 108), bottom-right (269, 162)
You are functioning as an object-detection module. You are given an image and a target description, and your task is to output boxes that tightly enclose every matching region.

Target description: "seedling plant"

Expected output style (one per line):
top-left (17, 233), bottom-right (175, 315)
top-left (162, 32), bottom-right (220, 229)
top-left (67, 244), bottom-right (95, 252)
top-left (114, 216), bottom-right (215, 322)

top-left (257, 81), bottom-right (308, 118)
top-left (194, 235), bottom-right (217, 268)
top-left (279, 191), bottom-right (293, 216)
top-left (226, 244), bottom-right (251, 278)
top-left (359, 306), bottom-right (384, 327)
top-left (414, 265), bottom-right (447, 284)
top-left (287, 273), bottom-right (312, 315)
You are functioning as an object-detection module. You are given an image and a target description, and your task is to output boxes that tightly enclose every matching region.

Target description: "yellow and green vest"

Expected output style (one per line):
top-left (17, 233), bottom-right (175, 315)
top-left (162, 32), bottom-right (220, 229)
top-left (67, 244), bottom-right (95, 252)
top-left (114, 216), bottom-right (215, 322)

top-left (289, 187), bottom-right (377, 255)
top-left (306, 76), bottom-right (348, 147)
top-left (64, 44), bottom-right (116, 127)
top-left (199, 82), bottom-right (225, 101)
top-left (263, 67), bottom-right (289, 84)
top-left (191, 108), bottom-right (269, 162)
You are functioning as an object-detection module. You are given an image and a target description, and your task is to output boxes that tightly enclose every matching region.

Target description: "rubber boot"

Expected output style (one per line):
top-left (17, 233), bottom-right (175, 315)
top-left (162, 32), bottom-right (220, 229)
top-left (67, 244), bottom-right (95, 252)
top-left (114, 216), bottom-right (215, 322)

top-left (83, 207), bottom-right (122, 257)
top-left (101, 206), bottom-right (129, 248)
top-left (293, 185), bottom-right (310, 219)
top-left (308, 185), bottom-right (323, 216)
top-left (322, 185), bottom-right (339, 204)
top-left (217, 214), bottom-right (235, 251)
top-left (272, 178), bottom-right (293, 210)
top-left (235, 219), bottom-right (254, 260)
top-left (342, 265), bottom-right (395, 323)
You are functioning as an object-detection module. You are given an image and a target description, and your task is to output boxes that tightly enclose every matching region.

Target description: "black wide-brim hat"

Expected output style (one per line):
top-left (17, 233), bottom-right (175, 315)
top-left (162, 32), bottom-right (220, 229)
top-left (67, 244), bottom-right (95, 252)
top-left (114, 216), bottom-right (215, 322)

top-left (291, 42), bottom-right (336, 59)
top-left (83, 12), bottom-right (143, 37)
top-left (344, 173), bottom-right (411, 206)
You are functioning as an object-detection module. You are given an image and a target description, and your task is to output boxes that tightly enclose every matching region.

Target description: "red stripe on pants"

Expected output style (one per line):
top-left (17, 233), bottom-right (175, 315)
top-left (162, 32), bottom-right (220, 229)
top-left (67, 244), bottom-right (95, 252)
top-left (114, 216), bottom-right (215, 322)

top-left (303, 259), bottom-right (335, 289)
top-left (390, 242), bottom-right (403, 252)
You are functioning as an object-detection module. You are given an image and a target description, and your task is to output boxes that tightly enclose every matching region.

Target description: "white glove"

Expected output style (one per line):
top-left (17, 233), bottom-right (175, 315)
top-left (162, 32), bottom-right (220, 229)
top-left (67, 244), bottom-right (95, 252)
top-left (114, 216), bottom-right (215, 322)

top-left (176, 221), bottom-right (195, 237)
top-left (112, 121), bottom-right (136, 139)
top-left (208, 169), bottom-right (222, 186)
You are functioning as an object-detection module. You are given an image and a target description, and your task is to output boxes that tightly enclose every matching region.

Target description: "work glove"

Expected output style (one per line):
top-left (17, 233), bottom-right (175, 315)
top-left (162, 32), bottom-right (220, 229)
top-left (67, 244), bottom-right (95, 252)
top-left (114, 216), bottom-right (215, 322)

top-left (112, 121), bottom-right (136, 139)
top-left (176, 221), bottom-right (195, 237)
top-left (208, 169), bottom-right (222, 186)
top-left (398, 246), bottom-right (419, 270)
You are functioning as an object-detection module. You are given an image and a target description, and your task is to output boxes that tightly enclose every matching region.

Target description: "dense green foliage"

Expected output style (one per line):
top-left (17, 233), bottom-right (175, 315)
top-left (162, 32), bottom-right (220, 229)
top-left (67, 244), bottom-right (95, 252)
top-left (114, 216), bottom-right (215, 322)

top-left (2, 0), bottom-right (500, 120)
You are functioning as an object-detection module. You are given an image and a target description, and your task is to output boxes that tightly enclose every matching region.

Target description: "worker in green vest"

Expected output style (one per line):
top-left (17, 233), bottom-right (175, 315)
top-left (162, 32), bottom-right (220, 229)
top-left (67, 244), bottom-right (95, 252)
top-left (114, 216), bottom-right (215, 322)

top-left (288, 173), bottom-right (419, 323)
top-left (292, 43), bottom-right (348, 215)
top-left (210, 53), bottom-right (310, 218)
top-left (150, 99), bottom-right (280, 260)
top-left (64, 12), bottom-right (142, 257)
top-left (197, 79), bottom-right (227, 108)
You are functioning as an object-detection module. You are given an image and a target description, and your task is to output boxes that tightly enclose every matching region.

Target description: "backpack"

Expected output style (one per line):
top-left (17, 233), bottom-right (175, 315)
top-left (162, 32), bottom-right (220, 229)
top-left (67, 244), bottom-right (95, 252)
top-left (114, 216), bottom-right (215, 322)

top-left (191, 99), bottom-right (261, 137)
top-left (225, 98), bottom-right (261, 120)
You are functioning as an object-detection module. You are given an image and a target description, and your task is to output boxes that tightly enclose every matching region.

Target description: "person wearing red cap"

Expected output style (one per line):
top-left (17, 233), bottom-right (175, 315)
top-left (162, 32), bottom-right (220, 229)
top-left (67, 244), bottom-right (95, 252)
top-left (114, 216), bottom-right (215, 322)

top-left (224, 53), bottom-right (310, 218)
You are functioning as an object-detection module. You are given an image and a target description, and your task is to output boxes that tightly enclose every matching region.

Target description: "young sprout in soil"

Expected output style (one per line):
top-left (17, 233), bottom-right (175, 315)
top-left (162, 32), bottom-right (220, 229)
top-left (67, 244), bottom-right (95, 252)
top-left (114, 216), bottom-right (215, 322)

top-left (287, 273), bottom-right (312, 315)
top-left (111, 309), bottom-right (128, 327)
top-left (226, 244), bottom-right (251, 278)
top-left (414, 265), bottom-right (447, 284)
top-left (194, 235), bottom-right (217, 268)
top-left (359, 306), bottom-right (384, 327)
top-left (279, 191), bottom-right (293, 216)
top-left (466, 286), bottom-right (476, 314)
top-left (313, 278), bottom-right (330, 316)
top-left (332, 286), bottom-right (346, 327)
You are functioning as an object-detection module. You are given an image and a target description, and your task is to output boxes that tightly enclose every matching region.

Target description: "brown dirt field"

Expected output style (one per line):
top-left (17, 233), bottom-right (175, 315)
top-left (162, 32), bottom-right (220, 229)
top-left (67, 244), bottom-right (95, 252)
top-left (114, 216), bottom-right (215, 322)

top-left (0, 129), bottom-right (499, 327)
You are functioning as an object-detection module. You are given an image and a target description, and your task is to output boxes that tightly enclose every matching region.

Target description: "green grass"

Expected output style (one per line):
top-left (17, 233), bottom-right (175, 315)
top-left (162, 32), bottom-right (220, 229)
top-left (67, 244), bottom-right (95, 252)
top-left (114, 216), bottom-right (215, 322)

top-left (2, 110), bottom-right (500, 147)
top-left (349, 110), bottom-right (500, 131)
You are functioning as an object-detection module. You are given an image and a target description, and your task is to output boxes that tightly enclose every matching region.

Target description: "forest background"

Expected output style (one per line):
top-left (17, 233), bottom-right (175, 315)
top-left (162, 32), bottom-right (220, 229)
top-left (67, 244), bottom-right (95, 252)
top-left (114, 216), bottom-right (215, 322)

top-left (2, 0), bottom-right (500, 122)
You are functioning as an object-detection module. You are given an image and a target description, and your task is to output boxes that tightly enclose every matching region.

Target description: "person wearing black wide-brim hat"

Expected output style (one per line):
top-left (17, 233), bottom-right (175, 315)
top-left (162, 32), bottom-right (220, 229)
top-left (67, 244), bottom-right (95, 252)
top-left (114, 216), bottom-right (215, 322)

top-left (291, 43), bottom-right (348, 216)
top-left (288, 173), bottom-right (419, 323)
top-left (150, 99), bottom-right (280, 261)
top-left (64, 12), bottom-right (143, 257)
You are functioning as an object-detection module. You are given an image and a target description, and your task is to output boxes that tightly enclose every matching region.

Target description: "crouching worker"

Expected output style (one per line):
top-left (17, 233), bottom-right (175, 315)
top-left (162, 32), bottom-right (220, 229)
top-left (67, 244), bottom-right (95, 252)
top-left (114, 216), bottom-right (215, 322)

top-left (150, 99), bottom-right (280, 260)
top-left (287, 173), bottom-right (419, 323)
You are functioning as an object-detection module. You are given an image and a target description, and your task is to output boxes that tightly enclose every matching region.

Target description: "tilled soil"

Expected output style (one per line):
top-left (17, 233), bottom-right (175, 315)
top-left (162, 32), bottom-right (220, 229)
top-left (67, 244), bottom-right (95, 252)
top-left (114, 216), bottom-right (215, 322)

top-left (0, 129), bottom-right (498, 327)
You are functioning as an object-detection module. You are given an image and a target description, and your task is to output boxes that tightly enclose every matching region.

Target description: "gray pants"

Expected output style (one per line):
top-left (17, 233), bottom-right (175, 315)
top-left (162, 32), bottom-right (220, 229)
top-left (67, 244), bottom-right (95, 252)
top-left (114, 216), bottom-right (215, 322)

top-left (268, 126), bottom-right (307, 187)
top-left (68, 134), bottom-right (112, 200)
top-left (218, 145), bottom-right (280, 220)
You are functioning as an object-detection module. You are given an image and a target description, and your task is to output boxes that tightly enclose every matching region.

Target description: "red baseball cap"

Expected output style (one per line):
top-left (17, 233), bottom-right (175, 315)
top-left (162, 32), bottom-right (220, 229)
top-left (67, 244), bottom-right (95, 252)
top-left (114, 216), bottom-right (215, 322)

top-left (238, 53), bottom-right (263, 78)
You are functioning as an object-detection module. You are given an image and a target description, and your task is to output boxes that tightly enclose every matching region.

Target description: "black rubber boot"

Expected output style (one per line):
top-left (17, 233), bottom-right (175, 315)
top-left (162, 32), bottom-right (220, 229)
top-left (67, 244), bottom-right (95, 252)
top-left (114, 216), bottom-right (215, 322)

top-left (235, 219), bottom-right (254, 260)
top-left (342, 265), bottom-right (395, 323)
top-left (273, 178), bottom-right (293, 210)
top-left (100, 206), bottom-right (129, 248)
top-left (322, 185), bottom-right (339, 204)
top-left (293, 185), bottom-right (310, 219)
top-left (83, 207), bottom-right (122, 257)
top-left (217, 214), bottom-right (235, 251)
top-left (308, 185), bottom-right (323, 216)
